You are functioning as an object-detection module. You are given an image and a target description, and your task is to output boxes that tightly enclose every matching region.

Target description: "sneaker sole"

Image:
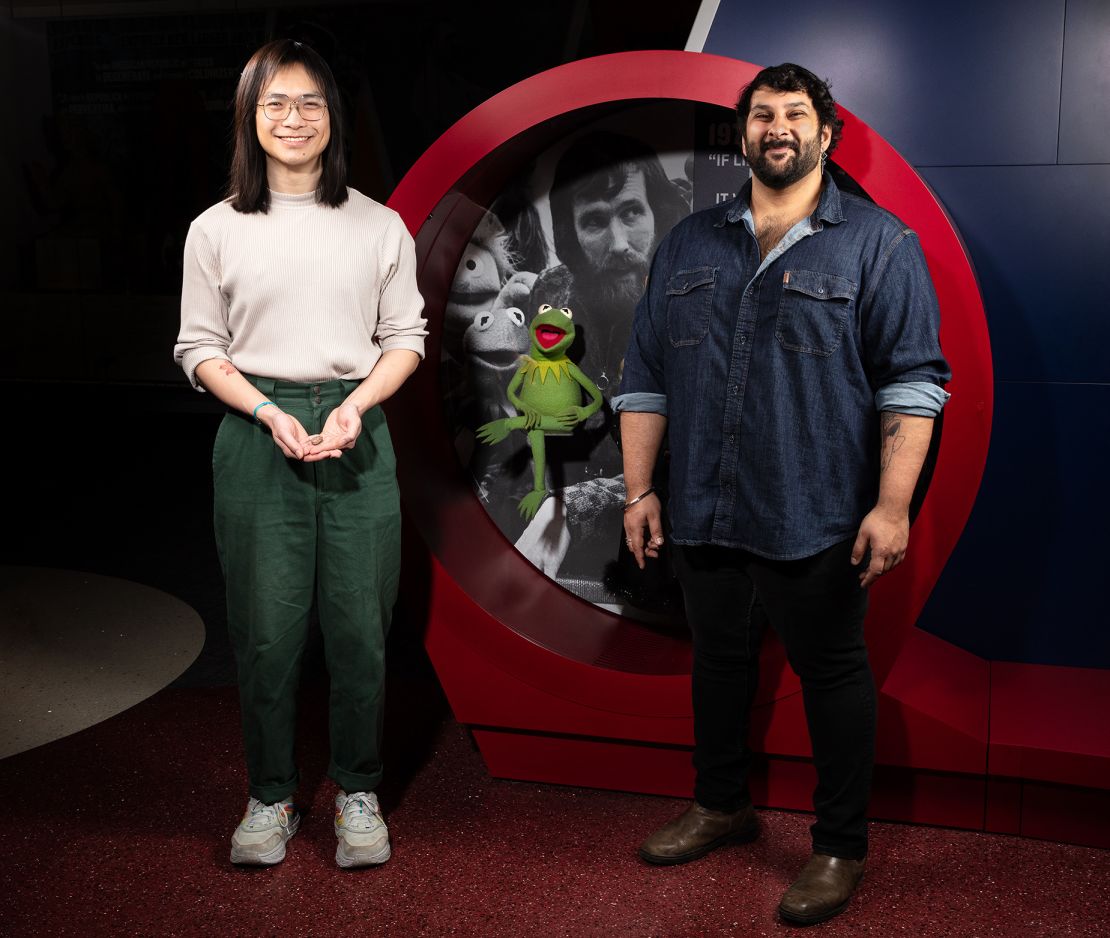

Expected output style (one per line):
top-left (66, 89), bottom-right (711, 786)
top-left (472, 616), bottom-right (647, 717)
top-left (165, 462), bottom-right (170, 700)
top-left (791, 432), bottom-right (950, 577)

top-left (230, 816), bottom-right (300, 866)
top-left (638, 819), bottom-right (759, 866)
top-left (335, 838), bottom-right (391, 869)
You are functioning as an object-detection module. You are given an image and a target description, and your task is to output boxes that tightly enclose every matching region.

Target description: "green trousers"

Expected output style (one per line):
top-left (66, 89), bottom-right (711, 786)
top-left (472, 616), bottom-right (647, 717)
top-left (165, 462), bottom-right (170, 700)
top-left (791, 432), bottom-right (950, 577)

top-left (213, 376), bottom-right (400, 804)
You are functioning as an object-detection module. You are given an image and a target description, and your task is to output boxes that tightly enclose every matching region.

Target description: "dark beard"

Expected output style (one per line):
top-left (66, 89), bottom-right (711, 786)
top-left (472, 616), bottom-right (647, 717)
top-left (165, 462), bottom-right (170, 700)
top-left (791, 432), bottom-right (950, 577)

top-left (582, 257), bottom-right (650, 312)
top-left (746, 134), bottom-right (823, 190)
top-left (569, 259), bottom-right (647, 390)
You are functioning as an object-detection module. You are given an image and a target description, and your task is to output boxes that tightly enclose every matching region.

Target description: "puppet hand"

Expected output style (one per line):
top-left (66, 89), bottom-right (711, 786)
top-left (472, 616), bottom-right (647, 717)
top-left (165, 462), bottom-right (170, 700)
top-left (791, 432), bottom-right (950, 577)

top-left (521, 406), bottom-right (544, 430)
top-left (477, 419), bottom-right (512, 445)
top-left (519, 488), bottom-right (548, 520)
top-left (554, 407), bottom-right (584, 429)
top-left (494, 271), bottom-right (538, 311)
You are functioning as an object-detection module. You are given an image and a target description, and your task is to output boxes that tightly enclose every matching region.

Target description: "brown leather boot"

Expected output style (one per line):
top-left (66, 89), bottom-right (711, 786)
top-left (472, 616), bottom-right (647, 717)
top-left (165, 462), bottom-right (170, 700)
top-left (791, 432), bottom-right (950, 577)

top-left (778, 853), bottom-right (866, 925)
top-left (638, 802), bottom-right (758, 865)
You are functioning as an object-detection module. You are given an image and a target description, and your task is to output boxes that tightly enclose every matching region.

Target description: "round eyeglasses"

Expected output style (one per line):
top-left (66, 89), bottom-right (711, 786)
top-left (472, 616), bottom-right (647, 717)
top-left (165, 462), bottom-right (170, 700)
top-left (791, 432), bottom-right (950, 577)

top-left (257, 95), bottom-right (327, 122)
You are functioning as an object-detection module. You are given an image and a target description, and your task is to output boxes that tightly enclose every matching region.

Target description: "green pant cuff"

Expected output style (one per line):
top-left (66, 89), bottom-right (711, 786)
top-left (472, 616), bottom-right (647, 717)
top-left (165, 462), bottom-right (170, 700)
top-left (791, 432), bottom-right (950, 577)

top-left (249, 776), bottom-right (299, 805)
top-left (330, 763), bottom-right (384, 795)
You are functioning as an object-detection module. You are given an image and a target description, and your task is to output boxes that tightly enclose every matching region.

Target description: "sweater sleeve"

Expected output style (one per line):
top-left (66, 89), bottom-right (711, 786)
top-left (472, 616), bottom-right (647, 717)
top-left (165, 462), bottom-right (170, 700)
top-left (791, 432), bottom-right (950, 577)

top-left (174, 221), bottom-right (232, 390)
top-left (375, 215), bottom-right (427, 359)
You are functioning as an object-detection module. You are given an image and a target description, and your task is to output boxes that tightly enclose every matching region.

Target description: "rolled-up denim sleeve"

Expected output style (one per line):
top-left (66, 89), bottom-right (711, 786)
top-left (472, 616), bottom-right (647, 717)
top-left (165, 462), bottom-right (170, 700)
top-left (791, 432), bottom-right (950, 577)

top-left (612, 245), bottom-right (670, 415)
top-left (875, 381), bottom-right (950, 416)
top-left (612, 390), bottom-right (668, 415)
top-left (861, 229), bottom-right (951, 413)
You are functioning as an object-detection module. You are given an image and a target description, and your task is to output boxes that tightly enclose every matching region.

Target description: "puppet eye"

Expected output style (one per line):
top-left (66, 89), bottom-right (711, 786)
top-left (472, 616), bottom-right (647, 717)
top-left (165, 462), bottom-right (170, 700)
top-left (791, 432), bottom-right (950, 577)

top-left (508, 308), bottom-right (525, 326)
top-left (561, 307), bottom-right (573, 319)
top-left (475, 312), bottom-right (493, 330)
top-left (538, 303), bottom-right (552, 314)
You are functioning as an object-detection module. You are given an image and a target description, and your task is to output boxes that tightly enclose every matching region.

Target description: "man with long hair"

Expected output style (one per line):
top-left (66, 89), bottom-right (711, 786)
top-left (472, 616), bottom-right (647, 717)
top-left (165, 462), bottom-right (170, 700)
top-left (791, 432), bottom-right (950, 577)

top-left (537, 131), bottom-right (688, 398)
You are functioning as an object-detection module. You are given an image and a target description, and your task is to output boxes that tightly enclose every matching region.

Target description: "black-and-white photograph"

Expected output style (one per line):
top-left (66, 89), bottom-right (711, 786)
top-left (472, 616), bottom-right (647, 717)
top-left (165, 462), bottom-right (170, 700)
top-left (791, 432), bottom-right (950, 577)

top-left (440, 105), bottom-right (708, 611)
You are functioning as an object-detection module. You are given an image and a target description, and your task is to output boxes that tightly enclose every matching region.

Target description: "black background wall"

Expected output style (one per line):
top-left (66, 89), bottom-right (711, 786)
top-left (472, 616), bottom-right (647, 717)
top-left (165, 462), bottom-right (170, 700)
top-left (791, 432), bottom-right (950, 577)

top-left (4, 0), bottom-right (1107, 677)
top-left (0, 1), bottom-right (701, 685)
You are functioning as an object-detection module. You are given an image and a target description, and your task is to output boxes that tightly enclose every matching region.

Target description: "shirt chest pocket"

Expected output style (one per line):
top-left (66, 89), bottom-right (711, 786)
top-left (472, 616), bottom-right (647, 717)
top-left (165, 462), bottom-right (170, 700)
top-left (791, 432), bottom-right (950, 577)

top-left (775, 269), bottom-right (858, 356)
top-left (666, 266), bottom-right (717, 347)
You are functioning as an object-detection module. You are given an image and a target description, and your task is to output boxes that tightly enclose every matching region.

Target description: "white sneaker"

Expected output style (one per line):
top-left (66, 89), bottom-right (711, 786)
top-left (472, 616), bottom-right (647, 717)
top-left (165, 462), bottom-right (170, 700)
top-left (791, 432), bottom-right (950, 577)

top-left (334, 791), bottom-right (391, 868)
top-left (230, 797), bottom-right (299, 865)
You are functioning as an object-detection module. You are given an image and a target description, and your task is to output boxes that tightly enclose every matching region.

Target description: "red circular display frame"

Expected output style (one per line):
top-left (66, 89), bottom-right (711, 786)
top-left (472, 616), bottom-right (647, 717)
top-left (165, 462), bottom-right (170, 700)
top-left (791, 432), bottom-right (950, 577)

top-left (385, 50), bottom-right (993, 723)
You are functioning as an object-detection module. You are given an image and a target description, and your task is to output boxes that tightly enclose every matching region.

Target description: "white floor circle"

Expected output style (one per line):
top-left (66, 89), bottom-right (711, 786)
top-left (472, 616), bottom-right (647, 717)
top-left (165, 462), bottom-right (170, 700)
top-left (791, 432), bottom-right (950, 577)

top-left (0, 566), bottom-right (205, 759)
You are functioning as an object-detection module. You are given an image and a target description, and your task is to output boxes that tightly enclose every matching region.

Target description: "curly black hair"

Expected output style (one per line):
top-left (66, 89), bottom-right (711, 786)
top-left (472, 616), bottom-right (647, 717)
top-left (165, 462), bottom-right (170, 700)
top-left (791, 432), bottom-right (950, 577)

top-left (735, 63), bottom-right (844, 157)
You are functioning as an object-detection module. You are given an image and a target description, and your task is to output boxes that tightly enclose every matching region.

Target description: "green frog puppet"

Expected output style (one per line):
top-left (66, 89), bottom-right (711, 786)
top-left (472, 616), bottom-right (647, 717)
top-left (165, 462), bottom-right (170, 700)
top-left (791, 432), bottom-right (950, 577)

top-left (477, 304), bottom-right (603, 519)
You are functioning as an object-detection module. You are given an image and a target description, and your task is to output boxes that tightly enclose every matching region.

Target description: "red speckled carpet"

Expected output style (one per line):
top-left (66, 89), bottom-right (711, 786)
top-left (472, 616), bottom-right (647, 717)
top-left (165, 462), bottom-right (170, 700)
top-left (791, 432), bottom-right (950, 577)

top-left (1, 678), bottom-right (1106, 938)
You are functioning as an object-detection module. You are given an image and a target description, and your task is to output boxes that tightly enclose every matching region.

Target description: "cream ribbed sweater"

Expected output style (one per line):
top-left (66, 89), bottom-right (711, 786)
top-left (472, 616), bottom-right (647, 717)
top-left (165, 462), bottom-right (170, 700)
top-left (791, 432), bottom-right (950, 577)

top-left (175, 188), bottom-right (426, 388)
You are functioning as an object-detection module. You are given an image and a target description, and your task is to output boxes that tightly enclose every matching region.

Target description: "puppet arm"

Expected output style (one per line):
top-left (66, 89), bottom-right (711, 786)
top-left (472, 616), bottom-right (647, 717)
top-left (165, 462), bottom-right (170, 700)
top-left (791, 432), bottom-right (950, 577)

top-left (561, 362), bottom-right (604, 425)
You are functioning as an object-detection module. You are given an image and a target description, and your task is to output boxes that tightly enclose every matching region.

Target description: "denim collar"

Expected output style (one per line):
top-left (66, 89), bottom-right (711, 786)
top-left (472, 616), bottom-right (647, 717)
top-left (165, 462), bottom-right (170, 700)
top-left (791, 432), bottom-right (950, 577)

top-left (715, 171), bottom-right (845, 228)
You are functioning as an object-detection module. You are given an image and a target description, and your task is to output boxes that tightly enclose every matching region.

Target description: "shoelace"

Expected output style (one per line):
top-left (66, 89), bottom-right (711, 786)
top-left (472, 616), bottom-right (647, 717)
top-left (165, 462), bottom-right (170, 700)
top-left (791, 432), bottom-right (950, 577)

top-left (339, 793), bottom-right (383, 832)
top-left (243, 798), bottom-right (289, 831)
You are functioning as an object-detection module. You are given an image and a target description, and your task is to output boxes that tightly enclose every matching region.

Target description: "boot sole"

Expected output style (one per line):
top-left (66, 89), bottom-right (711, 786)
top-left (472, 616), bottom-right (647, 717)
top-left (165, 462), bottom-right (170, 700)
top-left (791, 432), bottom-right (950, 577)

top-left (778, 869), bottom-right (864, 925)
top-left (638, 819), bottom-right (759, 866)
top-left (777, 897), bottom-right (851, 926)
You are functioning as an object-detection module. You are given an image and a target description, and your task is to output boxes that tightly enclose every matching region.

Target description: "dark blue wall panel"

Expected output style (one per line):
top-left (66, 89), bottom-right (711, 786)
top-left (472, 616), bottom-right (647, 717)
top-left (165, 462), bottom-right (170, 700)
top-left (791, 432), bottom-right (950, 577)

top-left (921, 164), bottom-right (1110, 383)
top-left (703, 0), bottom-right (1065, 167)
top-left (1059, 0), bottom-right (1110, 164)
top-left (916, 382), bottom-right (1110, 666)
top-left (704, 0), bottom-right (1110, 667)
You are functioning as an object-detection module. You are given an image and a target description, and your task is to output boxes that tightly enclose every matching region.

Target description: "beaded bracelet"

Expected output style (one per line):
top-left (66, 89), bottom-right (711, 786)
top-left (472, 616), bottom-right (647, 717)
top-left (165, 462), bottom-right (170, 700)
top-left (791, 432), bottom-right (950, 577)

top-left (622, 486), bottom-right (657, 512)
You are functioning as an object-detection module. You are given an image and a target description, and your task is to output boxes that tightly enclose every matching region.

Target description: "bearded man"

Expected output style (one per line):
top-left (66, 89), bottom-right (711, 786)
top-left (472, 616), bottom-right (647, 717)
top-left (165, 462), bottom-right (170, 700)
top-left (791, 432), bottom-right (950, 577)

top-left (614, 63), bottom-right (951, 925)
top-left (532, 131), bottom-right (688, 402)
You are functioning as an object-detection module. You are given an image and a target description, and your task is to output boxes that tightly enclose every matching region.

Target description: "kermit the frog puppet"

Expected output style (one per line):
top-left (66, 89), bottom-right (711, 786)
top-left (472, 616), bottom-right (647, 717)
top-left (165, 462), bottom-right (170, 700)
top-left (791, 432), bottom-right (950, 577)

top-left (477, 304), bottom-right (603, 519)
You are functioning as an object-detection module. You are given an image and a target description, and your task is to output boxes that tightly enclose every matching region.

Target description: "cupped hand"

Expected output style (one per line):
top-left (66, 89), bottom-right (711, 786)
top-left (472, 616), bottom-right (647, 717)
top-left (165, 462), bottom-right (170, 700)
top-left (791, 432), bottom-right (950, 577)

top-left (302, 402), bottom-right (363, 462)
top-left (262, 410), bottom-right (311, 460)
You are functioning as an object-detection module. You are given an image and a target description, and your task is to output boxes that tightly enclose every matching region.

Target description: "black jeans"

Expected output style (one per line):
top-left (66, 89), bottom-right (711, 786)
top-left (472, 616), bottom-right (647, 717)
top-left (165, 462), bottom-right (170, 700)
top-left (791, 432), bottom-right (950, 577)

top-left (673, 539), bottom-right (875, 859)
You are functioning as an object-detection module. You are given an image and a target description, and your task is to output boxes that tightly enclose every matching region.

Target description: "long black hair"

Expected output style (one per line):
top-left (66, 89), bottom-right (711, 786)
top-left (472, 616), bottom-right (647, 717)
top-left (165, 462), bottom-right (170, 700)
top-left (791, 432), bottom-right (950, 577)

top-left (228, 39), bottom-right (348, 214)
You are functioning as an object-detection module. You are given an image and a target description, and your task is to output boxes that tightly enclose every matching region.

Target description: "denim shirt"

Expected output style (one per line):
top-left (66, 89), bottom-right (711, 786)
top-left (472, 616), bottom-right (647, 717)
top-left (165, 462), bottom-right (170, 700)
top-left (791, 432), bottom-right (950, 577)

top-left (613, 174), bottom-right (951, 560)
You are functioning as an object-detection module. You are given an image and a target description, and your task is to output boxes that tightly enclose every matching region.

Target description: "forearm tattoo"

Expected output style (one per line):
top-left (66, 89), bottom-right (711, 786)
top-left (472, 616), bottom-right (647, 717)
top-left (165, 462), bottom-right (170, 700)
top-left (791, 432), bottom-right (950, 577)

top-left (218, 360), bottom-right (238, 377)
top-left (880, 413), bottom-right (905, 471)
